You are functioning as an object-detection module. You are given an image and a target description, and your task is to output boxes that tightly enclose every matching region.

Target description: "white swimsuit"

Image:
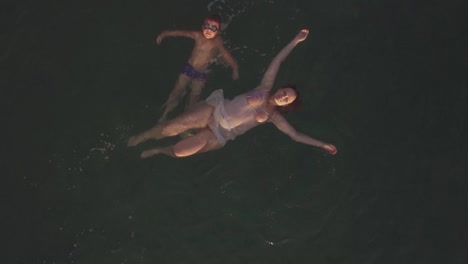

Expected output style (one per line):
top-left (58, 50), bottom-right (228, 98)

top-left (206, 88), bottom-right (273, 145)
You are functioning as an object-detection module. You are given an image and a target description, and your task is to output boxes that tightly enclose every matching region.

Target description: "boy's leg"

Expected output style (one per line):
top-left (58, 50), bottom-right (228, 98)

top-left (159, 74), bottom-right (191, 122)
top-left (180, 80), bottom-right (206, 138)
top-left (186, 80), bottom-right (205, 110)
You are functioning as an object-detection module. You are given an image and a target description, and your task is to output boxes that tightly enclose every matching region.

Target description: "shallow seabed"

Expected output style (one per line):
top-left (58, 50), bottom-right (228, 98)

top-left (4, 0), bottom-right (468, 263)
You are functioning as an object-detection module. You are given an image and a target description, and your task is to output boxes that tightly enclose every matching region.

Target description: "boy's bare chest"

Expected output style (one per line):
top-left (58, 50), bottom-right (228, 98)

top-left (194, 39), bottom-right (218, 54)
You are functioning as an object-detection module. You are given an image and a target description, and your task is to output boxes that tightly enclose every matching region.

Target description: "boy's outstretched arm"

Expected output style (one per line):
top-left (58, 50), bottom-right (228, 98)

top-left (219, 46), bottom-right (239, 80)
top-left (260, 29), bottom-right (309, 92)
top-left (156, 30), bottom-right (198, 44)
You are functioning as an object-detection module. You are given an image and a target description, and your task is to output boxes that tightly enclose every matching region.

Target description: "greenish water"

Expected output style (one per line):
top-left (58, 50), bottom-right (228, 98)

top-left (4, 0), bottom-right (468, 263)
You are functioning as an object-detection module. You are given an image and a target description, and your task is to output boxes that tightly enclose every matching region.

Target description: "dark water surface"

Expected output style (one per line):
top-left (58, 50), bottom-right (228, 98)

top-left (4, 0), bottom-right (468, 263)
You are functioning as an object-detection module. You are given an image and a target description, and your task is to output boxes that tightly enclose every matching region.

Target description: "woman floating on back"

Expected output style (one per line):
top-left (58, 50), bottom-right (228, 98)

top-left (128, 29), bottom-right (337, 158)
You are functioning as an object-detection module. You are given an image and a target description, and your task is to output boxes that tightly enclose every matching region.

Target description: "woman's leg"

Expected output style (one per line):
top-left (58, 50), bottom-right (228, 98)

top-left (160, 102), bottom-right (214, 137)
top-left (127, 121), bottom-right (167, 147)
top-left (140, 128), bottom-right (222, 158)
top-left (128, 103), bottom-right (214, 147)
top-left (140, 145), bottom-right (175, 158)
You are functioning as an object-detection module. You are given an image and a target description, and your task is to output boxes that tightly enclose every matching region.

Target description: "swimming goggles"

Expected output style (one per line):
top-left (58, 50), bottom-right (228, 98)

top-left (203, 23), bottom-right (218, 32)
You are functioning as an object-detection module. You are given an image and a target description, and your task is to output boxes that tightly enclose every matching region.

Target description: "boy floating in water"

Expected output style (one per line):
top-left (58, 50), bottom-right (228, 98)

top-left (156, 14), bottom-right (239, 122)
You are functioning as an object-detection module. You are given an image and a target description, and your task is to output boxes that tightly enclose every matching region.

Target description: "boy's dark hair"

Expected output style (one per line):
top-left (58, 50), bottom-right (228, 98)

top-left (277, 84), bottom-right (303, 114)
top-left (205, 14), bottom-right (222, 25)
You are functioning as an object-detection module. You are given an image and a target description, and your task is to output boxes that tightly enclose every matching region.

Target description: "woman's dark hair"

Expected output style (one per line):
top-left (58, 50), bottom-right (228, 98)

top-left (205, 14), bottom-right (222, 25)
top-left (276, 84), bottom-right (302, 114)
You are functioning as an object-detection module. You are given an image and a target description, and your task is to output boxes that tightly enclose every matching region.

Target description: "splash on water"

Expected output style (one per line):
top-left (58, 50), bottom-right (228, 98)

top-left (51, 123), bottom-right (134, 184)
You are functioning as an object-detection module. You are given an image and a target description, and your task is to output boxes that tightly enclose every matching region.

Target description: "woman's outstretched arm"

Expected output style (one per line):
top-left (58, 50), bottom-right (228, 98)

top-left (270, 114), bottom-right (337, 155)
top-left (259, 29), bottom-right (309, 92)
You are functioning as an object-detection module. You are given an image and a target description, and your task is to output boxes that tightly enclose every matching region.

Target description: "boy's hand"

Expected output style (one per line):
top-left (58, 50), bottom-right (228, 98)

top-left (295, 29), bottom-right (309, 43)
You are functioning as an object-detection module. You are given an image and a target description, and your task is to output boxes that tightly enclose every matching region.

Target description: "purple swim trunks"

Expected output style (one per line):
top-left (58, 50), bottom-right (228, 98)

top-left (180, 63), bottom-right (208, 83)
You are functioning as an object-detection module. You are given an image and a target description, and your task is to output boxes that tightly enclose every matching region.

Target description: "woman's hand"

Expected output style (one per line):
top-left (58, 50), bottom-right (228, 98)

top-left (295, 29), bottom-right (309, 43)
top-left (323, 143), bottom-right (337, 155)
